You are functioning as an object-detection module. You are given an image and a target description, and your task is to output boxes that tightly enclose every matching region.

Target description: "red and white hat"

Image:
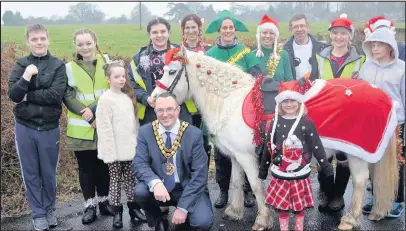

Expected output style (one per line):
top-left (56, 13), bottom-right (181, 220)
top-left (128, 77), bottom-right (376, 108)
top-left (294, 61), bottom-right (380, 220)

top-left (256, 14), bottom-right (279, 58)
top-left (364, 16), bottom-right (396, 39)
top-left (269, 80), bottom-right (306, 151)
top-left (329, 13), bottom-right (355, 38)
top-left (275, 81), bottom-right (305, 104)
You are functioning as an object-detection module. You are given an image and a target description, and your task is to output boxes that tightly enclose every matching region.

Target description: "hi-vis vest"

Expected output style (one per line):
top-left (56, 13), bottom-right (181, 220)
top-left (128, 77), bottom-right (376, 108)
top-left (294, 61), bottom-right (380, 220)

top-left (130, 60), bottom-right (197, 119)
top-left (65, 54), bottom-right (110, 140)
top-left (316, 54), bottom-right (365, 80)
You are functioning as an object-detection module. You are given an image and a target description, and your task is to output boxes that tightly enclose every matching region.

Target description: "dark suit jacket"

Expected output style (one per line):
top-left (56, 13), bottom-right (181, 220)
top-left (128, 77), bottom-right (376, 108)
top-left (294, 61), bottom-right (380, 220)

top-left (132, 122), bottom-right (209, 213)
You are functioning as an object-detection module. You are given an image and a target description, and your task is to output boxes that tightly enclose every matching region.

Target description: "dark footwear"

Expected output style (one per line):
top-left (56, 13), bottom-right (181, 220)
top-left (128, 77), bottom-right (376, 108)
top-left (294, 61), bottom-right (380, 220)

top-left (155, 219), bottom-right (169, 231)
top-left (328, 197), bottom-right (345, 211)
top-left (127, 201), bottom-right (147, 222)
top-left (99, 200), bottom-right (115, 216)
top-left (362, 200), bottom-right (374, 214)
top-left (244, 191), bottom-right (256, 208)
top-left (318, 194), bottom-right (330, 213)
top-left (386, 202), bottom-right (404, 218)
top-left (214, 191), bottom-right (228, 208)
top-left (112, 205), bottom-right (123, 229)
top-left (317, 172), bottom-right (327, 194)
top-left (318, 175), bottom-right (335, 213)
top-left (82, 206), bottom-right (97, 225)
top-left (333, 161), bottom-right (351, 199)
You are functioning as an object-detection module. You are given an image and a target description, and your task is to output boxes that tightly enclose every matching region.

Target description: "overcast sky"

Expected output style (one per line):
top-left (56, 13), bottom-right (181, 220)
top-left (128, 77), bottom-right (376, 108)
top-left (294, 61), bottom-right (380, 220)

top-left (1, 1), bottom-right (269, 20)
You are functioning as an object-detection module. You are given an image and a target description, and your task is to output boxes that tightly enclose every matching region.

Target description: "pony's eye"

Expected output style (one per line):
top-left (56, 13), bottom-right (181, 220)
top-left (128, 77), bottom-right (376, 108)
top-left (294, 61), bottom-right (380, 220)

top-left (169, 70), bottom-right (177, 75)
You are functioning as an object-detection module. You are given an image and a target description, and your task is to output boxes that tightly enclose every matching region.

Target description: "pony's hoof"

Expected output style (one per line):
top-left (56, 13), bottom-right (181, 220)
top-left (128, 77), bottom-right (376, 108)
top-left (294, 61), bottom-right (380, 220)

top-left (252, 224), bottom-right (266, 231)
top-left (223, 205), bottom-right (243, 221)
top-left (222, 213), bottom-right (240, 221)
top-left (367, 212), bottom-right (385, 221)
top-left (338, 222), bottom-right (353, 230)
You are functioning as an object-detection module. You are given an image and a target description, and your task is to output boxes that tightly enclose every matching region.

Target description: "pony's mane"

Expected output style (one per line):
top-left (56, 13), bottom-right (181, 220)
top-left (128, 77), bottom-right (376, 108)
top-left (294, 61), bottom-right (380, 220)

top-left (184, 51), bottom-right (256, 96)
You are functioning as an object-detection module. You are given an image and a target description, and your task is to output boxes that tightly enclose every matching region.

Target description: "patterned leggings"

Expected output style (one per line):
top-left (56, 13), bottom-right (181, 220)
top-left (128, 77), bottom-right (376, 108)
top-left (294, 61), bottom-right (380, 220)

top-left (108, 161), bottom-right (136, 206)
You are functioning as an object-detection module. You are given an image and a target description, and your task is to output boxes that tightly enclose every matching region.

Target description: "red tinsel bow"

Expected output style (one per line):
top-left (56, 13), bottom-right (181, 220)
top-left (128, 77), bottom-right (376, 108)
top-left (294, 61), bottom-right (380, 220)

top-left (165, 48), bottom-right (188, 66)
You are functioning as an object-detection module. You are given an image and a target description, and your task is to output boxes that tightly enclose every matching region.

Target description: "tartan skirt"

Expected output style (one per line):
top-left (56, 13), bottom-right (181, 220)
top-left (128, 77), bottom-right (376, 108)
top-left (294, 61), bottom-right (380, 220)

top-left (265, 176), bottom-right (314, 212)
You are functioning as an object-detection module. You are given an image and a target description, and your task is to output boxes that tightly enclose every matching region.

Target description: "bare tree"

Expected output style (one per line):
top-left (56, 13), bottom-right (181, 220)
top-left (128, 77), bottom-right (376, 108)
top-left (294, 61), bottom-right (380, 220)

top-left (67, 2), bottom-right (105, 24)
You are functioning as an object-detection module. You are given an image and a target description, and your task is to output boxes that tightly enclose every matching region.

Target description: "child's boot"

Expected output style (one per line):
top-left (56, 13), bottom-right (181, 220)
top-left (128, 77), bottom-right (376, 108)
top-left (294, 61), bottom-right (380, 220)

top-left (112, 204), bottom-right (123, 228)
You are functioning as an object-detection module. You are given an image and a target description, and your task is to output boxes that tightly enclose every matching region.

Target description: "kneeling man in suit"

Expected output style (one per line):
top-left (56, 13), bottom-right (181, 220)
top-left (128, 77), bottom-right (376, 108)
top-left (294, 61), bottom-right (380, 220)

top-left (132, 92), bottom-right (214, 231)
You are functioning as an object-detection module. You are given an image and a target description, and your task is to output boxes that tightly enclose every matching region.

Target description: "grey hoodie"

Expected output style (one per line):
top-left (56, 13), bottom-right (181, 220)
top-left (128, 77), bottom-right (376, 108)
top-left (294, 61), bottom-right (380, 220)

top-left (360, 27), bottom-right (405, 127)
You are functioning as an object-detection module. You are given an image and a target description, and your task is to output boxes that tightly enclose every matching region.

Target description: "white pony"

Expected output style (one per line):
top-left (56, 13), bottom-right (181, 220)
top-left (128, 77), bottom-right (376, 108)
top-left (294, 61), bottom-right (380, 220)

top-left (151, 46), bottom-right (399, 230)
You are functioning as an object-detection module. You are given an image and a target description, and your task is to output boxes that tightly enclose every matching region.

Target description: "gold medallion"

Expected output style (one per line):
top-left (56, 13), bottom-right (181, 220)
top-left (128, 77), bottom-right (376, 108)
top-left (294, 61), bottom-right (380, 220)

top-left (165, 161), bottom-right (175, 175)
top-left (152, 120), bottom-right (189, 174)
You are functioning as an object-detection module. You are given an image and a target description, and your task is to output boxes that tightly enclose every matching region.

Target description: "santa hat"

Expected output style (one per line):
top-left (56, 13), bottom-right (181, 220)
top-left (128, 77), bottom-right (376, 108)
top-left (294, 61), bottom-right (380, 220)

top-left (364, 16), bottom-right (396, 39)
top-left (269, 80), bottom-right (306, 151)
top-left (256, 14), bottom-right (280, 58)
top-left (329, 13), bottom-right (355, 39)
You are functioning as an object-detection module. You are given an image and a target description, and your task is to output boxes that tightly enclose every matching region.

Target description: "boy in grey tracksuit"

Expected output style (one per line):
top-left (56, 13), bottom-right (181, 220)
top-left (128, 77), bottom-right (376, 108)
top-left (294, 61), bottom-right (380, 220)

top-left (360, 27), bottom-right (405, 218)
top-left (8, 24), bottom-right (67, 231)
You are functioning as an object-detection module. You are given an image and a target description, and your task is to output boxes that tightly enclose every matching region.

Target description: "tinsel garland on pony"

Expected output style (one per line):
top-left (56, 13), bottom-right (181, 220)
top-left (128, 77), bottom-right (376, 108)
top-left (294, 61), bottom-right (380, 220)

top-left (396, 126), bottom-right (405, 170)
top-left (248, 43), bottom-right (309, 146)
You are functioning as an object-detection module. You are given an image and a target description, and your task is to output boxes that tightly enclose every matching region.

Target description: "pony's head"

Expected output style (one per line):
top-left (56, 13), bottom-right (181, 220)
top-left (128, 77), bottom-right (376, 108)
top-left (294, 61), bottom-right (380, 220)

top-left (151, 45), bottom-right (191, 105)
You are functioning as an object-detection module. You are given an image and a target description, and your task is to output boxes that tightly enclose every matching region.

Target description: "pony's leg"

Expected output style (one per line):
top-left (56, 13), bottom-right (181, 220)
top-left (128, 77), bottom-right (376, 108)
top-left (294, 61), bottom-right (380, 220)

top-left (233, 151), bottom-right (273, 229)
top-left (338, 155), bottom-right (369, 230)
top-left (223, 156), bottom-right (245, 221)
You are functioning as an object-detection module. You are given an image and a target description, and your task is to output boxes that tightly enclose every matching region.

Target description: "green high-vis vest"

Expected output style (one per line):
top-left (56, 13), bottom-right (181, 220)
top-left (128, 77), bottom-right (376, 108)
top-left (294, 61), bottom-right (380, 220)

top-left (65, 54), bottom-right (110, 140)
top-left (316, 54), bottom-right (365, 80)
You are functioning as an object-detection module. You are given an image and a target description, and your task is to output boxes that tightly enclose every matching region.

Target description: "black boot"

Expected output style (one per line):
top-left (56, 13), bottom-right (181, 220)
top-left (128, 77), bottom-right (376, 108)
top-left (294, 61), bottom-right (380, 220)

top-left (82, 206), bottom-right (97, 225)
top-left (318, 175), bottom-right (335, 212)
top-left (214, 191), bottom-right (228, 208)
top-left (328, 163), bottom-right (350, 211)
top-left (99, 200), bottom-right (115, 216)
top-left (112, 205), bottom-right (123, 229)
top-left (317, 171), bottom-right (327, 194)
top-left (127, 201), bottom-right (147, 222)
top-left (244, 190), bottom-right (256, 208)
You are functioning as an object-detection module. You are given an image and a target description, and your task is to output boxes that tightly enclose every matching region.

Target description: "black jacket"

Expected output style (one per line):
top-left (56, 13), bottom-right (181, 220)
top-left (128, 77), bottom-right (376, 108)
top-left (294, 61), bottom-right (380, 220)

top-left (283, 34), bottom-right (328, 81)
top-left (8, 52), bottom-right (67, 130)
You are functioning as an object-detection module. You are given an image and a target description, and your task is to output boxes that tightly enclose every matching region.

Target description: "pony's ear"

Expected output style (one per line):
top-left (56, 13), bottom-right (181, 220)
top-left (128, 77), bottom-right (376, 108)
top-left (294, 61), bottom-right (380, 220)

top-left (201, 18), bottom-right (205, 25)
top-left (179, 20), bottom-right (182, 27)
top-left (179, 45), bottom-right (188, 59)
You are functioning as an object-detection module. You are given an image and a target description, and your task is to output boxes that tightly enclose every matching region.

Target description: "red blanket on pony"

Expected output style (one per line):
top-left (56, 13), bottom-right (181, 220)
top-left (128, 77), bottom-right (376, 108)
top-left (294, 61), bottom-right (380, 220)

top-left (304, 79), bottom-right (397, 163)
top-left (243, 78), bottom-right (397, 163)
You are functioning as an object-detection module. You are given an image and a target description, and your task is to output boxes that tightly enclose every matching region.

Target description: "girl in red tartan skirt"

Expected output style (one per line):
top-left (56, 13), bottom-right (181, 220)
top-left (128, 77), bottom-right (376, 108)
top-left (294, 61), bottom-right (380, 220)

top-left (258, 80), bottom-right (334, 231)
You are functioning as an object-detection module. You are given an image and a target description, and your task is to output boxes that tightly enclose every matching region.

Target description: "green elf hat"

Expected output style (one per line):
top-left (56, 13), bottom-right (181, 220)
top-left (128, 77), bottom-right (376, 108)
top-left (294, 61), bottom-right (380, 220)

top-left (205, 10), bottom-right (249, 34)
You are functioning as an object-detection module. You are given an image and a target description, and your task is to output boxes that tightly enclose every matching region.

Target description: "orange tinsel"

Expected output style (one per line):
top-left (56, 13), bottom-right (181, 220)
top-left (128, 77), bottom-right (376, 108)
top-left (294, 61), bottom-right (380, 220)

top-left (396, 125), bottom-right (405, 170)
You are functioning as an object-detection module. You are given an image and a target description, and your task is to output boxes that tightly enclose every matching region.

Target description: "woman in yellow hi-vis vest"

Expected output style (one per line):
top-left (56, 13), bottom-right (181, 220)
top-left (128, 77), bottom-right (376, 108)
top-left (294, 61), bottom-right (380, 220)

top-left (127, 17), bottom-right (195, 126)
top-left (316, 14), bottom-right (366, 213)
top-left (63, 28), bottom-right (144, 225)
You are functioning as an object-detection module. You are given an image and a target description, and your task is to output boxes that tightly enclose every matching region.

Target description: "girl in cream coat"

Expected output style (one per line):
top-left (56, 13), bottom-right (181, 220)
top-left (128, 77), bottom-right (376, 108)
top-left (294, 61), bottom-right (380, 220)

top-left (96, 60), bottom-right (146, 228)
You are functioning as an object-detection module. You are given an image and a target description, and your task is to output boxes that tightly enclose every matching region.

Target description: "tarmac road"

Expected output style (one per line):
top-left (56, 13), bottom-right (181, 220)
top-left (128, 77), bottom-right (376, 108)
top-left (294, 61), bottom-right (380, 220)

top-left (1, 172), bottom-right (404, 230)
